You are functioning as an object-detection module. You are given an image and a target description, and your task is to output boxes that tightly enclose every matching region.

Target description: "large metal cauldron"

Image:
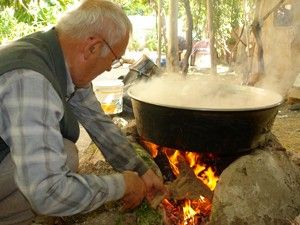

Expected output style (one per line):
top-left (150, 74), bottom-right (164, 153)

top-left (128, 80), bottom-right (283, 154)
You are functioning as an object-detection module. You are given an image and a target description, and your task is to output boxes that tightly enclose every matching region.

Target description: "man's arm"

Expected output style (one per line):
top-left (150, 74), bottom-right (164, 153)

top-left (67, 84), bottom-right (149, 175)
top-left (0, 70), bottom-right (127, 215)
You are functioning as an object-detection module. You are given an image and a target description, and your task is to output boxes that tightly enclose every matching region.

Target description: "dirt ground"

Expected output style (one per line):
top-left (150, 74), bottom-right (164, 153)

top-left (272, 102), bottom-right (300, 153)
top-left (32, 101), bottom-right (300, 225)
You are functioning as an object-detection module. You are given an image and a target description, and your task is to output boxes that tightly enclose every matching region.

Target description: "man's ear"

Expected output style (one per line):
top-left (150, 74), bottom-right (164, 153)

top-left (83, 37), bottom-right (102, 60)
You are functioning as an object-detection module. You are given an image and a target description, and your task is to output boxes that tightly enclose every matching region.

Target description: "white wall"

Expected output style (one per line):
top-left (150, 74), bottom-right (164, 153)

top-left (128, 15), bottom-right (184, 49)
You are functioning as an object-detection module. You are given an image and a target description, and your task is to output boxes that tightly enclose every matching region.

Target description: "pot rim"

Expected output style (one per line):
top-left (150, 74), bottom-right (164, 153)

top-left (128, 84), bottom-right (284, 112)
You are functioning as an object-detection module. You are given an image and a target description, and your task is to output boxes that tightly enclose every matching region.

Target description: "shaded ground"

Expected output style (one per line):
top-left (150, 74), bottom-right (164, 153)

top-left (272, 102), bottom-right (300, 153)
top-left (32, 101), bottom-right (300, 225)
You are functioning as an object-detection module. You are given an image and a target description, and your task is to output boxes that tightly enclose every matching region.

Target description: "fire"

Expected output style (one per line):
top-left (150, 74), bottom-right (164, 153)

top-left (164, 149), bottom-right (218, 224)
top-left (163, 149), bottom-right (219, 191)
top-left (141, 140), bottom-right (219, 225)
top-left (167, 149), bottom-right (181, 176)
top-left (201, 167), bottom-right (218, 191)
top-left (183, 200), bottom-right (197, 223)
top-left (142, 140), bottom-right (159, 158)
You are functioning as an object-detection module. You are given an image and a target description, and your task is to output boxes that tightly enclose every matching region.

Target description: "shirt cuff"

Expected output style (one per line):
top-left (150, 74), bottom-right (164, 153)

top-left (132, 160), bottom-right (149, 176)
top-left (101, 173), bottom-right (125, 202)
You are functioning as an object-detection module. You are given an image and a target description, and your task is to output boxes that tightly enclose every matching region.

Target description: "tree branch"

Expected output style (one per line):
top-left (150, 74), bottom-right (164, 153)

top-left (262, 0), bottom-right (287, 22)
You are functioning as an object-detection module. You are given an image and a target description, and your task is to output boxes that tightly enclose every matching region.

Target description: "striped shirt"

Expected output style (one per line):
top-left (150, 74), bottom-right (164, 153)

top-left (0, 68), bottom-right (148, 215)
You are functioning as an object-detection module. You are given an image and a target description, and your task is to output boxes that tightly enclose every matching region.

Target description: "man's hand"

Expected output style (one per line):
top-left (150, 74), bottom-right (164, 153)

top-left (141, 169), bottom-right (167, 202)
top-left (122, 171), bottom-right (146, 211)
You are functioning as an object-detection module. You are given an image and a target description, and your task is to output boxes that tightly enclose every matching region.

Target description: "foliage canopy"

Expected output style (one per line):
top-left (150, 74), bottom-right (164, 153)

top-left (0, 0), bottom-right (74, 43)
top-left (0, 0), bottom-right (253, 64)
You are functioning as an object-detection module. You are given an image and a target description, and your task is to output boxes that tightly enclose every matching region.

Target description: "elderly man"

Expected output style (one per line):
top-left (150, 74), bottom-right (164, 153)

top-left (0, 0), bottom-right (165, 224)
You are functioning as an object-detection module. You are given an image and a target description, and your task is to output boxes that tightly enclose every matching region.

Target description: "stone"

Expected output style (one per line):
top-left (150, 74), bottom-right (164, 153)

top-left (208, 148), bottom-right (300, 225)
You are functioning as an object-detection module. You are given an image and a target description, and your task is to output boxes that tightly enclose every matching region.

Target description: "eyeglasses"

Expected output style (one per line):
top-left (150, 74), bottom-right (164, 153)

top-left (101, 38), bottom-right (123, 68)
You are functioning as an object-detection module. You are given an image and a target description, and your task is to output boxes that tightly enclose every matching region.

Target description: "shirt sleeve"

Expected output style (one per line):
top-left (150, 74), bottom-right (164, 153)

top-left (0, 69), bottom-right (125, 216)
top-left (67, 83), bottom-right (149, 176)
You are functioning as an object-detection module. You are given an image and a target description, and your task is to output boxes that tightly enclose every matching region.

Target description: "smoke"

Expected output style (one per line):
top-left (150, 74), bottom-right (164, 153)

top-left (236, 2), bottom-right (300, 97)
top-left (129, 73), bottom-right (283, 111)
top-left (255, 70), bottom-right (296, 97)
top-left (252, 39), bottom-right (298, 97)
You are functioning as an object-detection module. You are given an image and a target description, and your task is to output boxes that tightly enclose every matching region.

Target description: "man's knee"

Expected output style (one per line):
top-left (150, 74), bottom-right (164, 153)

top-left (0, 154), bottom-right (35, 224)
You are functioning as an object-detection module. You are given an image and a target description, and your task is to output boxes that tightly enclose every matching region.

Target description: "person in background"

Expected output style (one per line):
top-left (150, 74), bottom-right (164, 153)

top-left (0, 0), bottom-right (165, 224)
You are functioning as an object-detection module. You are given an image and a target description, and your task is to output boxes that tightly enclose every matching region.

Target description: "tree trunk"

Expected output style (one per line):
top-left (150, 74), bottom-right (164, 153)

top-left (156, 0), bottom-right (162, 67)
top-left (242, 0), bottom-right (252, 82)
top-left (167, 0), bottom-right (179, 72)
top-left (252, 20), bottom-right (264, 74)
top-left (181, 0), bottom-right (193, 75)
top-left (249, 0), bottom-right (265, 83)
top-left (207, 0), bottom-right (217, 75)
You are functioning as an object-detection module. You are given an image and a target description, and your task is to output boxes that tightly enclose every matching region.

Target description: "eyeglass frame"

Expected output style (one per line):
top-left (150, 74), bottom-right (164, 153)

top-left (101, 38), bottom-right (123, 68)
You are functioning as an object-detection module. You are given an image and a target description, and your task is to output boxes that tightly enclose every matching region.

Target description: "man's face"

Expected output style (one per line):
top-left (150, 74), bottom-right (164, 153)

top-left (70, 33), bottom-right (129, 87)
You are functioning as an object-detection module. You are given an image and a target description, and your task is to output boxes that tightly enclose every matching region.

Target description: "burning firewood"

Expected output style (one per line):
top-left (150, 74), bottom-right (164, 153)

top-left (133, 138), bottom-right (214, 209)
top-left (150, 159), bottom-right (213, 208)
top-left (167, 159), bottom-right (213, 201)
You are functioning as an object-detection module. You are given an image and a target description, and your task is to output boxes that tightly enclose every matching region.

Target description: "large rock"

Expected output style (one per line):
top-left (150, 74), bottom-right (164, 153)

top-left (209, 149), bottom-right (300, 225)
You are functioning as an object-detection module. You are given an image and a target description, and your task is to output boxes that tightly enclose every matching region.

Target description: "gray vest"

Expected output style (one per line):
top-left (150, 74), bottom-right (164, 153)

top-left (0, 28), bottom-right (80, 162)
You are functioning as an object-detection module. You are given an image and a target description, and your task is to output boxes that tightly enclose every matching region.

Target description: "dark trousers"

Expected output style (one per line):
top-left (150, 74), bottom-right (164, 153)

top-left (0, 139), bottom-right (79, 225)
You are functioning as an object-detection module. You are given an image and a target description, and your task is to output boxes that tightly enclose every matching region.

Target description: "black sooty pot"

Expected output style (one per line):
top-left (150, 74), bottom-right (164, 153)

top-left (128, 81), bottom-right (283, 154)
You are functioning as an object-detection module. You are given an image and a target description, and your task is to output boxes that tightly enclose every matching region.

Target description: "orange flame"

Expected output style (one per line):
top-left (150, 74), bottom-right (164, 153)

top-left (164, 149), bottom-right (218, 224)
top-left (163, 149), bottom-right (219, 191)
top-left (141, 140), bottom-right (219, 224)
top-left (142, 140), bottom-right (159, 158)
top-left (183, 200), bottom-right (198, 224)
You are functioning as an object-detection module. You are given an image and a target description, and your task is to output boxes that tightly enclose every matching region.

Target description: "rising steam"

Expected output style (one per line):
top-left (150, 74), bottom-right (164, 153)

top-left (128, 74), bottom-right (283, 111)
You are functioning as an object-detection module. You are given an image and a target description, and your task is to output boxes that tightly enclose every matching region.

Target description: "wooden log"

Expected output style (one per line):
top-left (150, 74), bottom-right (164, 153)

top-left (150, 158), bottom-right (213, 208)
top-left (153, 150), bottom-right (176, 182)
top-left (167, 159), bottom-right (213, 201)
